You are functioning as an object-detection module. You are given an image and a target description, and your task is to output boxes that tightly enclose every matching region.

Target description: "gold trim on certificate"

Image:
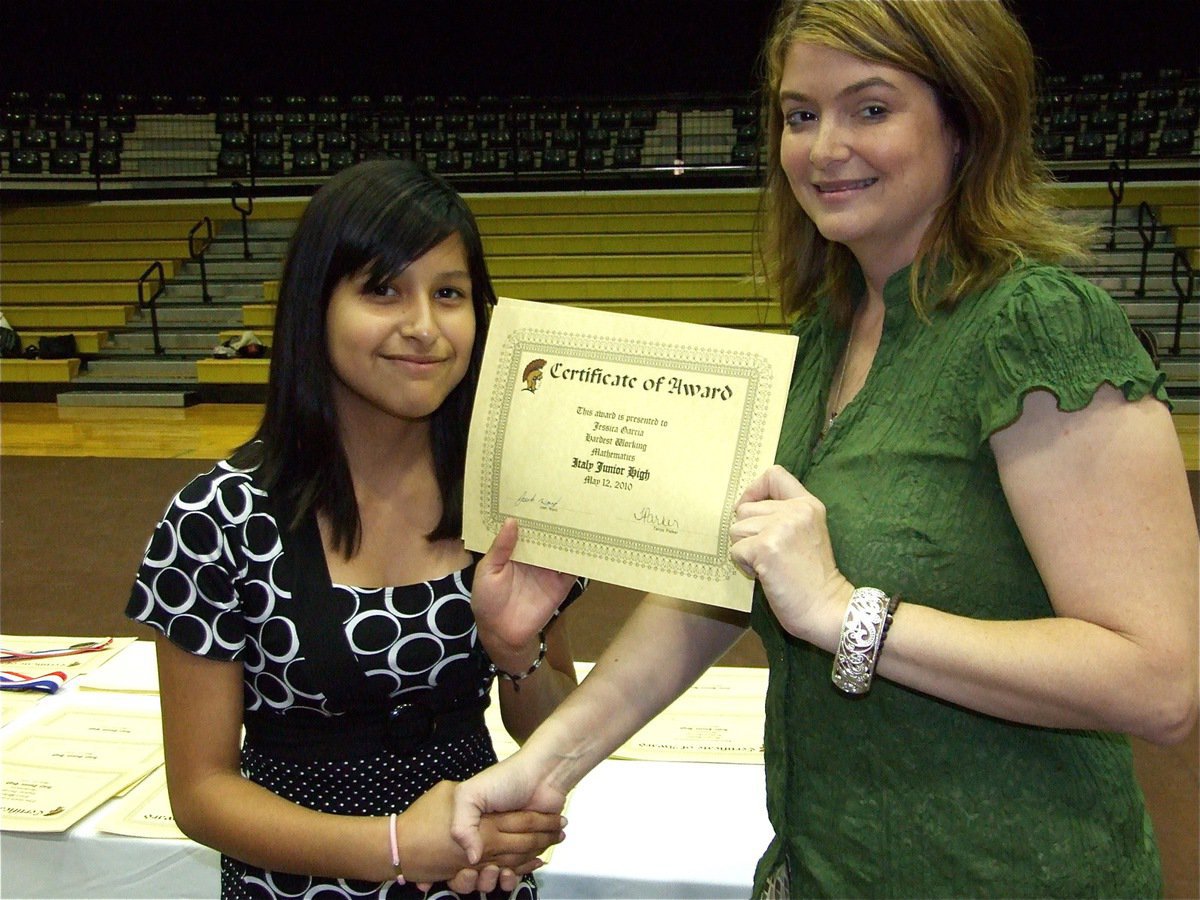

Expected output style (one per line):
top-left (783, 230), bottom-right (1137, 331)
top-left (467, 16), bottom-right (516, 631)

top-left (465, 298), bottom-right (797, 612)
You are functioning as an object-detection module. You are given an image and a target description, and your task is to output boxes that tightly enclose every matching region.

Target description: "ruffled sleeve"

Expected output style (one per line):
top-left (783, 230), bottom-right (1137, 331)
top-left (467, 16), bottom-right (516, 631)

top-left (976, 265), bottom-right (1169, 441)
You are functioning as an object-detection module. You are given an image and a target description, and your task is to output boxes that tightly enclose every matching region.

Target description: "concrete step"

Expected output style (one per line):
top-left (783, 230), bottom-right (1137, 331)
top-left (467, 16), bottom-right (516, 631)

top-left (207, 239), bottom-right (291, 258)
top-left (141, 306), bottom-right (245, 327)
top-left (56, 390), bottom-right (199, 408)
top-left (178, 259), bottom-right (283, 279)
top-left (108, 331), bottom-right (223, 352)
top-left (158, 283), bottom-right (262, 302)
top-left (83, 358), bottom-right (198, 380)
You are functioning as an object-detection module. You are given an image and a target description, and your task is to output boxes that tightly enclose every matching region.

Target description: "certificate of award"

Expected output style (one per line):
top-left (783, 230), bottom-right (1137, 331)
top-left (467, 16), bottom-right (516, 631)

top-left (464, 298), bottom-right (797, 612)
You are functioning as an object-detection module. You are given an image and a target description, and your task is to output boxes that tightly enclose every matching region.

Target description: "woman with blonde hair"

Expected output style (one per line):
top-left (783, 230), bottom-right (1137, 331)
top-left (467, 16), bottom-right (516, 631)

top-left (451, 2), bottom-right (1198, 895)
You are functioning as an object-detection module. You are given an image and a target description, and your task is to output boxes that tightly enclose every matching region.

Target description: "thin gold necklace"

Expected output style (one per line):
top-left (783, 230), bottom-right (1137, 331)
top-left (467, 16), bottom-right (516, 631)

top-left (820, 310), bottom-right (858, 442)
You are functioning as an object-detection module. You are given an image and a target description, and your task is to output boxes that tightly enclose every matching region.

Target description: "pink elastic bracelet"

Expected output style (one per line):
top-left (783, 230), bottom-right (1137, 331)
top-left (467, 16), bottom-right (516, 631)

top-left (388, 812), bottom-right (406, 886)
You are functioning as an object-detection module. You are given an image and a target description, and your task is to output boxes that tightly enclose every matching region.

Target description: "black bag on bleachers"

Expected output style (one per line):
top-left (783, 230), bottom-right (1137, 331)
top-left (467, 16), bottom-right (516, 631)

top-left (0, 314), bottom-right (22, 359)
top-left (38, 334), bottom-right (78, 359)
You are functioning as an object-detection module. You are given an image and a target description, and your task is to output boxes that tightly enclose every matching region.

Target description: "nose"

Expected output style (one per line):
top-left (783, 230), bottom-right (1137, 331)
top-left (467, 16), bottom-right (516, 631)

top-left (399, 295), bottom-right (437, 343)
top-left (809, 118), bottom-right (850, 168)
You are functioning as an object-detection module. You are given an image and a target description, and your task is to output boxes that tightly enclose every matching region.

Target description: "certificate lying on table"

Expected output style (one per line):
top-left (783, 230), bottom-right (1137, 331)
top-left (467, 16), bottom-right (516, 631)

top-left (464, 298), bottom-right (797, 612)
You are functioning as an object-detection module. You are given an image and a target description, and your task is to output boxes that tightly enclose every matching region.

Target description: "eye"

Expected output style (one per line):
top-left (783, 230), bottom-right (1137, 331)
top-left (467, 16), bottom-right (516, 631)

top-left (434, 285), bottom-right (470, 303)
top-left (859, 104), bottom-right (888, 120)
top-left (783, 108), bottom-right (816, 128)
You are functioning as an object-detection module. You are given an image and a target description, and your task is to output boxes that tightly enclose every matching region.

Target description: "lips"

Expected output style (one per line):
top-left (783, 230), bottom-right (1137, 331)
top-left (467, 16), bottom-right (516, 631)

top-left (815, 178), bottom-right (878, 193)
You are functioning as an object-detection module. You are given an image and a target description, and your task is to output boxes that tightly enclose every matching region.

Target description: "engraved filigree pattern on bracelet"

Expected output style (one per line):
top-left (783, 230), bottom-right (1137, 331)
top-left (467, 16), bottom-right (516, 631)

top-left (831, 589), bottom-right (889, 695)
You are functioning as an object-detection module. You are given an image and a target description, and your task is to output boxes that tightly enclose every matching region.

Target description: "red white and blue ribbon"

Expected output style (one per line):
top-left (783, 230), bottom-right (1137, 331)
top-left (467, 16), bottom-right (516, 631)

top-left (0, 670), bottom-right (69, 693)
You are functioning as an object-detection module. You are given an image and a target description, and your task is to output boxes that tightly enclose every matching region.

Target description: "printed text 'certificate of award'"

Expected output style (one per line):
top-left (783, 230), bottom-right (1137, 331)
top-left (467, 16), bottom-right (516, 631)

top-left (464, 298), bottom-right (797, 612)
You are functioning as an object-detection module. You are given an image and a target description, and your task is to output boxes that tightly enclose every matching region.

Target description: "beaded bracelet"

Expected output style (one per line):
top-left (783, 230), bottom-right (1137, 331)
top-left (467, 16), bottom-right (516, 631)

top-left (387, 812), bottom-right (405, 886)
top-left (830, 588), bottom-right (899, 696)
top-left (487, 630), bottom-right (547, 692)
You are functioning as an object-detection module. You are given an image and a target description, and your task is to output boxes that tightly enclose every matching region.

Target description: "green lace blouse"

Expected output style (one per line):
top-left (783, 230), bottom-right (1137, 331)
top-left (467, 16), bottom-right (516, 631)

top-left (749, 261), bottom-right (1169, 898)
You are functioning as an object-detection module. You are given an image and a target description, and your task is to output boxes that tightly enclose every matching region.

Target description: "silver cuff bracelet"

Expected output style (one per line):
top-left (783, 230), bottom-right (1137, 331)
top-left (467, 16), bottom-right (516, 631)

top-left (831, 587), bottom-right (897, 696)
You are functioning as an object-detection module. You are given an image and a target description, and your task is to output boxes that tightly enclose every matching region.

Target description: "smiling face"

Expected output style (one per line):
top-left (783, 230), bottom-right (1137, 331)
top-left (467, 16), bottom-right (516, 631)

top-left (778, 41), bottom-right (960, 282)
top-left (325, 233), bottom-right (476, 428)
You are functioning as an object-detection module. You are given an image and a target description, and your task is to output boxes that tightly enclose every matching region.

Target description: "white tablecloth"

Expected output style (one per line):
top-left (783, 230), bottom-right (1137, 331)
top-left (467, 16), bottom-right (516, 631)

top-left (1, 645), bottom-right (773, 899)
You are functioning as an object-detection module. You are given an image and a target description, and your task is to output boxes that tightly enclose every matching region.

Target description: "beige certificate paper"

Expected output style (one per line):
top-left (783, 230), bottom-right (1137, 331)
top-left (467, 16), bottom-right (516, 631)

top-left (464, 298), bottom-right (797, 612)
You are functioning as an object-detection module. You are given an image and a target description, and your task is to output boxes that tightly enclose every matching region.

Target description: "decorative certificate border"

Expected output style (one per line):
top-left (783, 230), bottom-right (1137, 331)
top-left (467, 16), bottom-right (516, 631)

top-left (476, 327), bottom-right (776, 585)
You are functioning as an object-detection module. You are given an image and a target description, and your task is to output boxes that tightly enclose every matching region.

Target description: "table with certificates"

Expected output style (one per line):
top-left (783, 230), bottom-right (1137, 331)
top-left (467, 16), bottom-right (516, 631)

top-left (465, 299), bottom-right (797, 612)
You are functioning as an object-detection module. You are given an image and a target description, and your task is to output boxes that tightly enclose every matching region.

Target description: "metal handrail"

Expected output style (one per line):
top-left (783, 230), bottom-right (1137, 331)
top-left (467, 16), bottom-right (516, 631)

top-left (1105, 160), bottom-right (1125, 251)
top-left (1169, 249), bottom-right (1195, 357)
top-left (231, 181), bottom-right (255, 260)
top-left (137, 261), bottom-right (167, 355)
top-left (188, 215), bottom-right (214, 303)
top-left (1134, 201), bottom-right (1158, 298)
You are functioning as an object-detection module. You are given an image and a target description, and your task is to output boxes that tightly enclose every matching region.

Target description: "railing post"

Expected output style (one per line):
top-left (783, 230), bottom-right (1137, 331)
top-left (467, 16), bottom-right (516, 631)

top-left (1170, 249), bottom-right (1195, 357)
top-left (231, 181), bottom-right (255, 260)
top-left (188, 216), bottom-right (215, 304)
top-left (1105, 161), bottom-right (1125, 251)
top-left (1134, 201), bottom-right (1158, 298)
top-left (137, 261), bottom-right (167, 356)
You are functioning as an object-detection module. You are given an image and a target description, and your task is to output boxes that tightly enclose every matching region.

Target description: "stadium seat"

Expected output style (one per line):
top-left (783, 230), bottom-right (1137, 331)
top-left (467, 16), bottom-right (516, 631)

top-left (250, 111), bottom-right (276, 132)
top-left (630, 109), bottom-right (657, 129)
top-left (59, 128), bottom-right (87, 150)
top-left (290, 130), bottom-right (316, 153)
top-left (731, 144), bottom-right (758, 166)
top-left (323, 132), bottom-right (350, 153)
top-left (613, 145), bottom-right (641, 168)
top-left (291, 150), bottom-right (321, 175)
top-left (1127, 109), bottom-right (1160, 132)
top-left (541, 147), bottom-right (570, 170)
top-left (327, 150), bottom-right (355, 173)
top-left (108, 112), bottom-right (135, 133)
top-left (471, 149), bottom-right (500, 172)
top-left (1033, 133), bottom-right (1066, 159)
top-left (1087, 109), bottom-right (1119, 134)
top-left (581, 147), bottom-right (606, 170)
top-left (49, 148), bottom-right (82, 173)
top-left (1145, 87), bottom-right (1178, 110)
top-left (1115, 129), bottom-right (1150, 157)
top-left (551, 129), bottom-right (578, 149)
top-left (1166, 106), bottom-right (1199, 129)
top-left (512, 148), bottom-right (535, 171)
top-left (89, 149), bottom-right (120, 175)
top-left (584, 128), bottom-right (610, 148)
top-left (1048, 111), bottom-right (1081, 134)
top-left (217, 149), bottom-right (248, 176)
top-left (421, 130), bottom-right (448, 150)
top-left (1157, 128), bottom-right (1194, 157)
top-left (386, 130), bottom-right (414, 154)
top-left (20, 129), bottom-right (50, 150)
top-left (253, 149), bottom-right (284, 175)
top-left (454, 129), bottom-right (480, 150)
top-left (10, 149), bottom-right (42, 173)
top-left (314, 112), bottom-right (340, 133)
top-left (1072, 131), bottom-right (1107, 159)
top-left (283, 112), bottom-right (308, 133)
top-left (255, 130), bottom-right (282, 151)
top-left (435, 149), bottom-right (464, 172)
top-left (221, 131), bottom-right (248, 151)
top-left (216, 111), bottom-right (243, 132)
top-left (617, 127), bottom-right (644, 147)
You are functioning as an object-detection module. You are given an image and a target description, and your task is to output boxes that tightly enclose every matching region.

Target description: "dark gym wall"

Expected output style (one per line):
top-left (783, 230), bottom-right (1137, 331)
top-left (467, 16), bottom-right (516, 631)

top-left (2, 0), bottom-right (1195, 100)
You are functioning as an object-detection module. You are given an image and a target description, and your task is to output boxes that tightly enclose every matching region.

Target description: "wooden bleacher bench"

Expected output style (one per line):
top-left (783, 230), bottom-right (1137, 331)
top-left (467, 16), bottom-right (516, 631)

top-left (1, 305), bottom-right (135, 328)
top-left (195, 358), bottom-right (270, 384)
top-left (0, 358), bottom-right (82, 382)
top-left (2, 260), bottom-right (179, 282)
top-left (0, 282), bottom-right (154, 304)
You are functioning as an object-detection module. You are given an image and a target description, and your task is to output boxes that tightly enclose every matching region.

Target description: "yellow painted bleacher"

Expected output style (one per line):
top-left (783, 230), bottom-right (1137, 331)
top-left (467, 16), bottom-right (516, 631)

top-left (0, 358), bottom-right (82, 382)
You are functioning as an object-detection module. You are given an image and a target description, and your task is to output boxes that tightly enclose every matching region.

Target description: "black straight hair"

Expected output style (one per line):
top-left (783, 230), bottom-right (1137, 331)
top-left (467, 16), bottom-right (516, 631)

top-left (231, 158), bottom-right (496, 555)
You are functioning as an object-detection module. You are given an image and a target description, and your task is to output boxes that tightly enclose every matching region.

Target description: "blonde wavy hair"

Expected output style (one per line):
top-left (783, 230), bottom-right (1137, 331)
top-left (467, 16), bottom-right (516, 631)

top-left (758, 0), bottom-right (1092, 324)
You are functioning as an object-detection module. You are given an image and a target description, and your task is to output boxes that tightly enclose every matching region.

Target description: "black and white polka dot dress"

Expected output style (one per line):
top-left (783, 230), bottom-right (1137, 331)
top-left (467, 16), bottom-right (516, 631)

top-left (127, 459), bottom-right (555, 900)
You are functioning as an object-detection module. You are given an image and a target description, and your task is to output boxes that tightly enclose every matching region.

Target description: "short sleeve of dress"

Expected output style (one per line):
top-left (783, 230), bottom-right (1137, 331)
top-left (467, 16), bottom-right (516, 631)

top-left (125, 462), bottom-right (256, 661)
top-left (976, 265), bottom-right (1169, 442)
